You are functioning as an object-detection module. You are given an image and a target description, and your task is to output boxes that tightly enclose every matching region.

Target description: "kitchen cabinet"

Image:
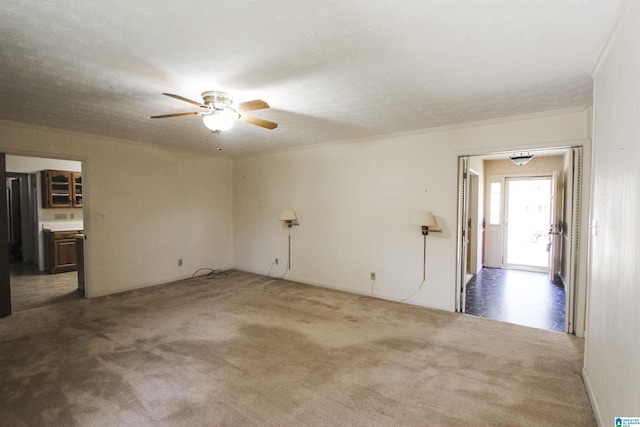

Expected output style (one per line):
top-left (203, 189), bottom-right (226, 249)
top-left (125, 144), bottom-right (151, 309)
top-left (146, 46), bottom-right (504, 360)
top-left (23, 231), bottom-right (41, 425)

top-left (76, 234), bottom-right (85, 294)
top-left (44, 229), bottom-right (83, 273)
top-left (42, 170), bottom-right (82, 208)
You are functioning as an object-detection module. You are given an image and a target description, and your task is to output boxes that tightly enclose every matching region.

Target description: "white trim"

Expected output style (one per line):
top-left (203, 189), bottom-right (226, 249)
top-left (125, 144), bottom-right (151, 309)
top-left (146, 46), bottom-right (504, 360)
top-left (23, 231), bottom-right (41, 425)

top-left (236, 107), bottom-right (591, 159)
top-left (582, 368), bottom-right (604, 427)
top-left (590, 0), bottom-right (634, 77)
top-left (0, 119), bottom-right (231, 158)
top-left (235, 265), bottom-right (450, 312)
top-left (453, 138), bottom-right (591, 160)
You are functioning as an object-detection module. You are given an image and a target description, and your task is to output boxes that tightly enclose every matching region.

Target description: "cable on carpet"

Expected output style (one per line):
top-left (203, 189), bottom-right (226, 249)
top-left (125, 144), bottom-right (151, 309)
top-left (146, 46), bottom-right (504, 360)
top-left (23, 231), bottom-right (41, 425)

top-left (191, 268), bottom-right (229, 279)
top-left (398, 280), bottom-right (426, 303)
top-left (267, 259), bottom-right (288, 280)
top-left (360, 278), bottom-right (426, 303)
top-left (358, 277), bottom-right (376, 300)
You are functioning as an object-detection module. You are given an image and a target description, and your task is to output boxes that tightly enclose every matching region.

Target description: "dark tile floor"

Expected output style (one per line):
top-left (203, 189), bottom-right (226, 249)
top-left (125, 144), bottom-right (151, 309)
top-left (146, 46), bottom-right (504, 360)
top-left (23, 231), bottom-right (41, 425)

top-left (465, 268), bottom-right (566, 332)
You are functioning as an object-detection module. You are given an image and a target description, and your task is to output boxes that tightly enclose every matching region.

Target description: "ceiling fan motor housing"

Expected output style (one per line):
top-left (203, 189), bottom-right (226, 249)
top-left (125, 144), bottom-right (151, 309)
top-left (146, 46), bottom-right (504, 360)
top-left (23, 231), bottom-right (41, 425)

top-left (202, 91), bottom-right (234, 109)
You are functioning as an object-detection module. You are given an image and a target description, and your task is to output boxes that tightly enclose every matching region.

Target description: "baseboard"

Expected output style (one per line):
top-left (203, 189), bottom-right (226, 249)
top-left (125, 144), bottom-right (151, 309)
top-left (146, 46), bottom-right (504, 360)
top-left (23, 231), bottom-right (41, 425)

top-left (582, 368), bottom-right (604, 427)
top-left (558, 273), bottom-right (567, 288)
top-left (235, 265), bottom-right (449, 311)
top-left (299, 277), bottom-right (447, 310)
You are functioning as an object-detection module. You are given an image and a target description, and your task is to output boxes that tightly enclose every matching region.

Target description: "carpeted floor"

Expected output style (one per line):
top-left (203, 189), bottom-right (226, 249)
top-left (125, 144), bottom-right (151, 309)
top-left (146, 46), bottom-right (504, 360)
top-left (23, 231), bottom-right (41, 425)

top-left (0, 270), bottom-right (595, 426)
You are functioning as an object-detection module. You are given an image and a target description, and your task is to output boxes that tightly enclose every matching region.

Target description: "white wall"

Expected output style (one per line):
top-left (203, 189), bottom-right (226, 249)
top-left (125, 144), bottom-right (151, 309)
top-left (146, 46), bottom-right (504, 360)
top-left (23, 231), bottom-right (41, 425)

top-left (233, 108), bottom-right (591, 311)
top-left (484, 156), bottom-right (564, 177)
top-left (584, 0), bottom-right (640, 423)
top-left (0, 121), bottom-right (233, 297)
top-left (6, 155), bottom-right (81, 173)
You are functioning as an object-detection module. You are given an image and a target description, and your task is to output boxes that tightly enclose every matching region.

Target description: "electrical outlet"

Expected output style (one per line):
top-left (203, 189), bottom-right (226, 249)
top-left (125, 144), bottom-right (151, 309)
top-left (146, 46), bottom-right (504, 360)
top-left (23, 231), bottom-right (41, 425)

top-left (54, 213), bottom-right (67, 220)
top-left (370, 272), bottom-right (376, 281)
top-left (275, 258), bottom-right (279, 265)
top-left (178, 259), bottom-right (183, 267)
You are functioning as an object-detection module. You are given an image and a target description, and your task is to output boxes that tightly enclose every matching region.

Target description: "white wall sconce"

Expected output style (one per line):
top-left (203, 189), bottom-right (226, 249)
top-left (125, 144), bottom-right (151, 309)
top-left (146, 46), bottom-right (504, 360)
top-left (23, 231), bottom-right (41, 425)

top-left (279, 209), bottom-right (298, 227)
top-left (279, 209), bottom-right (298, 270)
top-left (411, 211), bottom-right (441, 235)
top-left (411, 211), bottom-right (441, 281)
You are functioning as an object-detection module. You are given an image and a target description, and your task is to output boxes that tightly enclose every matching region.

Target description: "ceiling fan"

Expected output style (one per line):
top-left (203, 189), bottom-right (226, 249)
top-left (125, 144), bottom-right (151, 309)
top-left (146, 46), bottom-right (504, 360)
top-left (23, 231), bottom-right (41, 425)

top-left (151, 91), bottom-right (278, 132)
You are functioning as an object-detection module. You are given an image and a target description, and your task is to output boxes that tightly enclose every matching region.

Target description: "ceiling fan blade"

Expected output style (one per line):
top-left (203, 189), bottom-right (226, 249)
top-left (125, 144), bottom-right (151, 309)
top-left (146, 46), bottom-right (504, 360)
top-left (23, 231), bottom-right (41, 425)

top-left (150, 112), bottom-right (198, 119)
top-left (162, 93), bottom-right (205, 108)
top-left (237, 99), bottom-right (270, 112)
top-left (238, 114), bottom-right (278, 129)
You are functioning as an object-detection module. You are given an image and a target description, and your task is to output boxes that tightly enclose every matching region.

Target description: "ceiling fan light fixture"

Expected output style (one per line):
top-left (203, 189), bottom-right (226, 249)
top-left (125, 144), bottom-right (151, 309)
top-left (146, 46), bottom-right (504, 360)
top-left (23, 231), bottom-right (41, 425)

top-left (202, 110), bottom-right (235, 132)
top-left (152, 91), bottom-right (277, 131)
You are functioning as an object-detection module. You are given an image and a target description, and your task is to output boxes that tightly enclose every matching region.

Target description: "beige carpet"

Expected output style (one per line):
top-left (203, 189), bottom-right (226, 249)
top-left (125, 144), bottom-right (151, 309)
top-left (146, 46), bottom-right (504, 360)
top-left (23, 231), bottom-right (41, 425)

top-left (0, 270), bottom-right (595, 426)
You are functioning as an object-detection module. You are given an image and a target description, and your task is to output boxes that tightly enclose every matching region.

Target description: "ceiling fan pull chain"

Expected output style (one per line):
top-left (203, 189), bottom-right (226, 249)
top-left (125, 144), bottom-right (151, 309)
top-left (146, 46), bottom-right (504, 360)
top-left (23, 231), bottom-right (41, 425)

top-left (211, 130), bottom-right (223, 151)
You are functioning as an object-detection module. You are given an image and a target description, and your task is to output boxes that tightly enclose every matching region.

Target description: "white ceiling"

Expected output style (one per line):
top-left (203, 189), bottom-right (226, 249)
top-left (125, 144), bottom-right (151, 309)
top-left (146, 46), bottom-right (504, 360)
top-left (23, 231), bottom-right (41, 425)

top-left (0, 1), bottom-right (621, 156)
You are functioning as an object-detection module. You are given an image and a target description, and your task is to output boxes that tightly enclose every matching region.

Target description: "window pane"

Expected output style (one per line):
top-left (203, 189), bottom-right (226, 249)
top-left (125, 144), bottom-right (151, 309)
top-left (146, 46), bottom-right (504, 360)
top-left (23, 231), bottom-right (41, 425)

top-left (489, 181), bottom-right (501, 225)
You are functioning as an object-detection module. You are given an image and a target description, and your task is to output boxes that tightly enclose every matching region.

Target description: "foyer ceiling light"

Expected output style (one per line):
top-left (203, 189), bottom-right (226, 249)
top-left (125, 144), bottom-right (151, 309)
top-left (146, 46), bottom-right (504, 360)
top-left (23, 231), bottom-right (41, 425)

top-left (509, 152), bottom-right (534, 166)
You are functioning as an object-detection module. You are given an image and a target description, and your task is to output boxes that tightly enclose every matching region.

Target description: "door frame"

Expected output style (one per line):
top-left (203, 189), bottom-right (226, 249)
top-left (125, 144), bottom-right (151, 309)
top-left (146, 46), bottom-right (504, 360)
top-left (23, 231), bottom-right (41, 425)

top-left (455, 147), bottom-right (585, 335)
top-left (0, 154), bottom-right (12, 317)
top-left (1, 151), bottom-right (88, 316)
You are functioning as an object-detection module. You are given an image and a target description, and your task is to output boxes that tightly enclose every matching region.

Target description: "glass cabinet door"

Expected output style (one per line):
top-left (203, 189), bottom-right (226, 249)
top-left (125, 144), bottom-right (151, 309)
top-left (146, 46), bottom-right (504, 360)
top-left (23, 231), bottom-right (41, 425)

top-left (47, 170), bottom-right (72, 208)
top-left (72, 172), bottom-right (82, 207)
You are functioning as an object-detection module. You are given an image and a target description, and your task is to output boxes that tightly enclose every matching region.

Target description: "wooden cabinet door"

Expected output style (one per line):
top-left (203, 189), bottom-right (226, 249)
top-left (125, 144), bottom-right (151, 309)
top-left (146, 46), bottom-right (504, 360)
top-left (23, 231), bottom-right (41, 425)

top-left (53, 239), bottom-right (77, 272)
top-left (44, 170), bottom-right (73, 208)
top-left (72, 172), bottom-right (82, 207)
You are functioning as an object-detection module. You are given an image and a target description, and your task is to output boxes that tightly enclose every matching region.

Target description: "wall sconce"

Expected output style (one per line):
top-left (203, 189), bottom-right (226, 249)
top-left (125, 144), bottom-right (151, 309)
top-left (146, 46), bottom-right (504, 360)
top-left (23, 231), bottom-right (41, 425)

top-left (279, 209), bottom-right (298, 270)
top-left (279, 209), bottom-right (298, 227)
top-left (411, 211), bottom-right (441, 235)
top-left (411, 211), bottom-right (441, 281)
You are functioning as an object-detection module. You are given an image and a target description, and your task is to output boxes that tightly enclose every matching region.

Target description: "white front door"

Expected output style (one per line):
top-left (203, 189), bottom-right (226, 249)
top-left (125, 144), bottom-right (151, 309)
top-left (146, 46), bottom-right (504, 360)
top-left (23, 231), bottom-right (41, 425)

top-left (504, 176), bottom-right (552, 271)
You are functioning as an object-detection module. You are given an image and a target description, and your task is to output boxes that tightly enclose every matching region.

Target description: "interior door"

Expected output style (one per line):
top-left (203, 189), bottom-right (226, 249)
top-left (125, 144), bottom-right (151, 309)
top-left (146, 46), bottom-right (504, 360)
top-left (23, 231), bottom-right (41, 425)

top-left (467, 173), bottom-right (480, 275)
top-left (564, 147), bottom-right (582, 333)
top-left (549, 171), bottom-right (563, 281)
top-left (456, 156), bottom-right (469, 312)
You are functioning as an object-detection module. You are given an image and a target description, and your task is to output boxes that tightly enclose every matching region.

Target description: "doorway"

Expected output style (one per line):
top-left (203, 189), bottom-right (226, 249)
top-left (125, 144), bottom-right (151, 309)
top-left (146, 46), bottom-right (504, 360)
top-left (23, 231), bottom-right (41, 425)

top-left (2, 154), bottom-right (85, 316)
top-left (457, 148), bottom-right (583, 334)
top-left (504, 177), bottom-right (552, 271)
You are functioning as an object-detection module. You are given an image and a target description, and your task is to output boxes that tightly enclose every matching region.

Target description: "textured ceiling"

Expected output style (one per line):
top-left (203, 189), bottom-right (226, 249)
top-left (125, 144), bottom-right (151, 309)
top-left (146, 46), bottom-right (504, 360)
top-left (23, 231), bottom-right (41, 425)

top-left (0, 1), bottom-right (621, 156)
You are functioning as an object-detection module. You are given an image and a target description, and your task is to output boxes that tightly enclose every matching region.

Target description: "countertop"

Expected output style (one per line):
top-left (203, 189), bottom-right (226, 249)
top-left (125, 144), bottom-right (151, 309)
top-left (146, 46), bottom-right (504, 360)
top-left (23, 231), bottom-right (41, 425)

top-left (41, 221), bottom-right (84, 232)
